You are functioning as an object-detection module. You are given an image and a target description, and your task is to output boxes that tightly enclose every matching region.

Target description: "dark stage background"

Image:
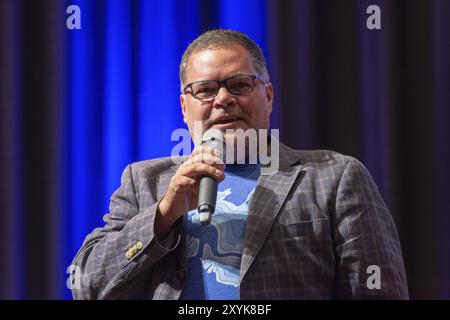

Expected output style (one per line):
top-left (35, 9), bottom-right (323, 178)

top-left (0, 0), bottom-right (449, 299)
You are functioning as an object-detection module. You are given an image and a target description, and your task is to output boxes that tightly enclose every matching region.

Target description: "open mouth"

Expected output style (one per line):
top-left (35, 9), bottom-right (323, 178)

top-left (214, 118), bottom-right (241, 125)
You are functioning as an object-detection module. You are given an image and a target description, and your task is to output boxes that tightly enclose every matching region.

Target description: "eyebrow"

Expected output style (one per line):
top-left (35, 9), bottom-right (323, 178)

top-left (192, 72), bottom-right (252, 82)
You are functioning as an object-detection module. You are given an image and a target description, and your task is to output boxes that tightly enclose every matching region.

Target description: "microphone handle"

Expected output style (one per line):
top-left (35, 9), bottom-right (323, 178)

top-left (198, 175), bottom-right (218, 225)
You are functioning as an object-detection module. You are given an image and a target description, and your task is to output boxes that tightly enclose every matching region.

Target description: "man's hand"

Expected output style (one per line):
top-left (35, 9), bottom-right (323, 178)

top-left (155, 145), bottom-right (225, 239)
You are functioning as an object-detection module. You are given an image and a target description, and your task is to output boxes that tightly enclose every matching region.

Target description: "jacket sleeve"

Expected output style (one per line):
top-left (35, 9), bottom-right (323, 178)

top-left (70, 164), bottom-right (182, 299)
top-left (332, 158), bottom-right (409, 299)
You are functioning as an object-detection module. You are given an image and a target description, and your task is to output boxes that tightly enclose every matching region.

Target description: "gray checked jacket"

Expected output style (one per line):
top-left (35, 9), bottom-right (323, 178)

top-left (71, 142), bottom-right (409, 299)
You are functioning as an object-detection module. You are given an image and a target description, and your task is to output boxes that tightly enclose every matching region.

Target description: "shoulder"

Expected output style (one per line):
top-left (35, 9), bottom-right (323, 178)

top-left (131, 155), bottom-right (184, 172)
top-left (123, 155), bottom-right (185, 183)
top-left (279, 143), bottom-right (368, 183)
top-left (297, 149), bottom-right (355, 166)
top-left (281, 143), bottom-right (358, 170)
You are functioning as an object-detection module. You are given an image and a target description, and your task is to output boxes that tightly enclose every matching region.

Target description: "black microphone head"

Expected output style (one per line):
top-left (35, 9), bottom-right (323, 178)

top-left (201, 128), bottom-right (224, 144)
top-left (201, 128), bottom-right (225, 161)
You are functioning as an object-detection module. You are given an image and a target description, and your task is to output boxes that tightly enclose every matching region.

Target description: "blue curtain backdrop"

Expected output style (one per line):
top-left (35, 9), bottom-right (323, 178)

top-left (65, 0), bottom-right (267, 301)
top-left (0, 0), bottom-right (449, 299)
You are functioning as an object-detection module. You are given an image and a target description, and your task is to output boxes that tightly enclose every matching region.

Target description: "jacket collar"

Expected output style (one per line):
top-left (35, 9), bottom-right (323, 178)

top-left (240, 140), bottom-right (303, 282)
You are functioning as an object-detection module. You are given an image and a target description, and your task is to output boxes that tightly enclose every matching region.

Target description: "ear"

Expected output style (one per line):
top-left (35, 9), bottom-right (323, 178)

top-left (180, 94), bottom-right (188, 124)
top-left (265, 83), bottom-right (274, 114)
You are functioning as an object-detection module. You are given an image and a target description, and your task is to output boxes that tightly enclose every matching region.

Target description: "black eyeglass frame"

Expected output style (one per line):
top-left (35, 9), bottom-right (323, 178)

top-left (182, 74), bottom-right (267, 100)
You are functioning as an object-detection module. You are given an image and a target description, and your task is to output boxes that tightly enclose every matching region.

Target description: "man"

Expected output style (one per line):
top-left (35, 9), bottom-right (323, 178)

top-left (70, 29), bottom-right (408, 299)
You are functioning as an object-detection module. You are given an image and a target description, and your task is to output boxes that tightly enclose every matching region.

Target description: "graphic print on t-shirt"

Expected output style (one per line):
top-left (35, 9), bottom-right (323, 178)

top-left (180, 164), bottom-right (260, 300)
top-left (186, 188), bottom-right (255, 287)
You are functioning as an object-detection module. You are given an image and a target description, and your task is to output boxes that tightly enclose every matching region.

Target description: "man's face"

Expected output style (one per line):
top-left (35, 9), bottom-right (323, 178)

top-left (180, 45), bottom-right (273, 145)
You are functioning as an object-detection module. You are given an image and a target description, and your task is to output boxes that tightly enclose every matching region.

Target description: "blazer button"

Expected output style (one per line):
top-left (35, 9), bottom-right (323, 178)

top-left (177, 268), bottom-right (186, 281)
top-left (125, 250), bottom-right (133, 260)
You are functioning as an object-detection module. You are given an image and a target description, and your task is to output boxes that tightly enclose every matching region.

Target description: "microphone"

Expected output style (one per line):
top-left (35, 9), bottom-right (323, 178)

top-left (198, 129), bottom-right (225, 226)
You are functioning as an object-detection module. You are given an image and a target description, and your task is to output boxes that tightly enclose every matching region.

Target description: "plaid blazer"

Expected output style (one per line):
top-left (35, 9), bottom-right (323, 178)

top-left (71, 142), bottom-right (408, 299)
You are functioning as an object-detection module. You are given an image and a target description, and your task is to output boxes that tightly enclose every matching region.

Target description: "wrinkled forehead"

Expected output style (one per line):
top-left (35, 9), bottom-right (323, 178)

top-left (186, 43), bottom-right (248, 65)
top-left (185, 46), bottom-right (256, 81)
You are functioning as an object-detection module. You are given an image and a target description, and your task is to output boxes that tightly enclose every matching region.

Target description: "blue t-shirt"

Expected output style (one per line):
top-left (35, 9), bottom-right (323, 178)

top-left (179, 164), bottom-right (260, 300)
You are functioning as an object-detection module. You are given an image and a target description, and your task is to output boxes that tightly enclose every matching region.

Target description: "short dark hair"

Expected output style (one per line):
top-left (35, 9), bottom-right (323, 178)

top-left (179, 29), bottom-right (269, 90)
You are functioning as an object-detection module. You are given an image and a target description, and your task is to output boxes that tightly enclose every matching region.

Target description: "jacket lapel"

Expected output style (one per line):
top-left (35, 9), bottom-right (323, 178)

top-left (240, 142), bottom-right (303, 282)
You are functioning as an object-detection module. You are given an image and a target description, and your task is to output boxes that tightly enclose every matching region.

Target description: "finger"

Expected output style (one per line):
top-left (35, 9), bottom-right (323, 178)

top-left (185, 147), bottom-right (224, 166)
top-left (178, 162), bottom-right (225, 180)
top-left (191, 145), bottom-right (212, 156)
top-left (189, 153), bottom-right (225, 167)
top-left (169, 175), bottom-right (198, 194)
top-left (191, 144), bottom-right (220, 159)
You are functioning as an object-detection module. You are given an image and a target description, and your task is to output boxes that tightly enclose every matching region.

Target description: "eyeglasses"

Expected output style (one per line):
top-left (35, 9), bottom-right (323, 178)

top-left (183, 74), bottom-right (267, 101)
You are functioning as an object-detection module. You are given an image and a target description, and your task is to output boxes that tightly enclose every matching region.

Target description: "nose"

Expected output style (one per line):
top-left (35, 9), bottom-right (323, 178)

top-left (212, 86), bottom-right (236, 109)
